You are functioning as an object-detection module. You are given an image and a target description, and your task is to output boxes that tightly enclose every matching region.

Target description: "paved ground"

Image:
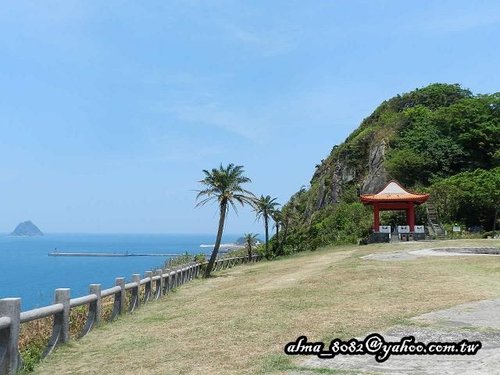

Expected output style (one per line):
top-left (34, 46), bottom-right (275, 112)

top-left (362, 247), bottom-right (500, 261)
top-left (290, 247), bottom-right (500, 374)
top-left (289, 293), bottom-right (500, 374)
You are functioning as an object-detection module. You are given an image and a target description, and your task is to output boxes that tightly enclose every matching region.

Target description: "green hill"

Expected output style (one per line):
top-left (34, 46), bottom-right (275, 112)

top-left (279, 83), bottom-right (499, 252)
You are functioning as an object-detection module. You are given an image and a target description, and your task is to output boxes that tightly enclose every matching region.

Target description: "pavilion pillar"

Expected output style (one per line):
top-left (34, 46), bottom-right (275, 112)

top-left (407, 203), bottom-right (415, 232)
top-left (373, 203), bottom-right (380, 231)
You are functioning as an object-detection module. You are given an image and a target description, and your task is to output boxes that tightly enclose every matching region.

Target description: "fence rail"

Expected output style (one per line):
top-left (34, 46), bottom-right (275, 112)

top-left (0, 254), bottom-right (262, 375)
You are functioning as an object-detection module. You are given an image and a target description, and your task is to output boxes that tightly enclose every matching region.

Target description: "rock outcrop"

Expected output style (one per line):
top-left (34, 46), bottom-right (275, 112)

top-left (9, 221), bottom-right (43, 236)
top-left (361, 140), bottom-right (388, 194)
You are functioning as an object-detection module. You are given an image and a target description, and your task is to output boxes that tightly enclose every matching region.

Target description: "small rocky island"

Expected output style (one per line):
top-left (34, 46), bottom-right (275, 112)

top-left (10, 221), bottom-right (44, 236)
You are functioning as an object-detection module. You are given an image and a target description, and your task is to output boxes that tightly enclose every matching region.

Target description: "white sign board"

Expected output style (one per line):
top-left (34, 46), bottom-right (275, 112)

top-left (453, 226), bottom-right (461, 232)
top-left (379, 225), bottom-right (391, 233)
top-left (414, 225), bottom-right (425, 233)
top-left (397, 225), bottom-right (410, 233)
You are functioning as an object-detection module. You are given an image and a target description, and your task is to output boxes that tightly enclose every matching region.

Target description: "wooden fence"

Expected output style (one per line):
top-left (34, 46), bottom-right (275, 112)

top-left (0, 255), bottom-right (262, 375)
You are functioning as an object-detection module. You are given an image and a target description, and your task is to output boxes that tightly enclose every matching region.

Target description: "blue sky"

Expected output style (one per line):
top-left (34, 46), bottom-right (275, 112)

top-left (1, 1), bottom-right (499, 234)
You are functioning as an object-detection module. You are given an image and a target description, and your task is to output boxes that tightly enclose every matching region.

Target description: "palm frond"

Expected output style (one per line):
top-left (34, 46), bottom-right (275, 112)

top-left (195, 163), bottom-right (254, 215)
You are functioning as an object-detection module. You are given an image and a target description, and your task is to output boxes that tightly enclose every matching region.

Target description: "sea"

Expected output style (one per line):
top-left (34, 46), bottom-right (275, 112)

top-left (0, 233), bottom-right (237, 311)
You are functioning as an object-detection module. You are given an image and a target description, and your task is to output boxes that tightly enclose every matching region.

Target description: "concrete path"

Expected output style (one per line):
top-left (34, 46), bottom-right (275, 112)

top-left (362, 246), bottom-right (500, 261)
top-left (289, 299), bottom-right (500, 374)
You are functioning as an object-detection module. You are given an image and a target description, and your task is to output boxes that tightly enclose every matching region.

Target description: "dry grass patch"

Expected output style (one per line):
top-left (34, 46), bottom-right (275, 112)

top-left (34, 240), bottom-right (500, 375)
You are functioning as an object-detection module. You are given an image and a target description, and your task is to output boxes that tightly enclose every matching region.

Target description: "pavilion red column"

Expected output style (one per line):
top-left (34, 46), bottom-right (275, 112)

top-left (407, 203), bottom-right (415, 232)
top-left (373, 203), bottom-right (380, 231)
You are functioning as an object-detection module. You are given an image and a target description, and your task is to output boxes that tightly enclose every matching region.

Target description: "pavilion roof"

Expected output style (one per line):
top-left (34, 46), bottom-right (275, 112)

top-left (360, 180), bottom-right (430, 204)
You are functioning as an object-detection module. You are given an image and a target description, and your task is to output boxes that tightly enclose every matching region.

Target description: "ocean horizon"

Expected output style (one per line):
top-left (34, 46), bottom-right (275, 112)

top-left (0, 232), bottom-right (242, 310)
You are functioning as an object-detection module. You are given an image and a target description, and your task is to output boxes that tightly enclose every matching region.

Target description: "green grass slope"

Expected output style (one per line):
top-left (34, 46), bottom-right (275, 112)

top-left (34, 239), bottom-right (500, 375)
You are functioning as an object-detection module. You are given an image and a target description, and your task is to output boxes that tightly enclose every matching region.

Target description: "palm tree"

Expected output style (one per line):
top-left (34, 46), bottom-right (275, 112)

top-left (270, 209), bottom-right (283, 254)
top-left (243, 233), bottom-right (259, 261)
top-left (254, 195), bottom-right (280, 256)
top-left (271, 209), bottom-right (282, 239)
top-left (196, 163), bottom-right (254, 277)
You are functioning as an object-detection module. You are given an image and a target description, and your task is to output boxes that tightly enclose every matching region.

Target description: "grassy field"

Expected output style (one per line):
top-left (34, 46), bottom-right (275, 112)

top-left (33, 239), bottom-right (500, 375)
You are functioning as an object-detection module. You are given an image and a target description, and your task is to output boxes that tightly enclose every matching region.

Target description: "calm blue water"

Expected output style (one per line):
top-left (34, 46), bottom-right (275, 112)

top-left (0, 233), bottom-right (235, 310)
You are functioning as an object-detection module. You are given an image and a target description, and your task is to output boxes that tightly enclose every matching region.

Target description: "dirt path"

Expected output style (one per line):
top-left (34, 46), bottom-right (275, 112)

top-left (290, 298), bottom-right (500, 374)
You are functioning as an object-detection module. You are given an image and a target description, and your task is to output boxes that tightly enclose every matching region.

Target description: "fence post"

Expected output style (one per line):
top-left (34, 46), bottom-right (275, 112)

top-left (163, 269), bottom-right (170, 294)
top-left (155, 269), bottom-right (163, 299)
top-left (115, 277), bottom-right (126, 316)
top-left (132, 274), bottom-right (141, 311)
top-left (145, 271), bottom-right (153, 302)
top-left (43, 288), bottom-right (70, 357)
top-left (171, 270), bottom-right (176, 289)
top-left (79, 284), bottom-right (101, 337)
top-left (55, 288), bottom-right (70, 344)
top-left (0, 298), bottom-right (21, 375)
top-left (89, 284), bottom-right (102, 326)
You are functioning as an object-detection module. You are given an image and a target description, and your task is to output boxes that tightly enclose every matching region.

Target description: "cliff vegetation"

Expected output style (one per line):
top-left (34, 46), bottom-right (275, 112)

top-left (277, 83), bottom-right (499, 253)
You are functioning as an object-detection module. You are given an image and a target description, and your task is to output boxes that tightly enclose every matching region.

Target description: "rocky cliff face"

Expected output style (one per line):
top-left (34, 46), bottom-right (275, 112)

top-left (304, 137), bottom-right (389, 219)
top-left (361, 139), bottom-right (388, 194)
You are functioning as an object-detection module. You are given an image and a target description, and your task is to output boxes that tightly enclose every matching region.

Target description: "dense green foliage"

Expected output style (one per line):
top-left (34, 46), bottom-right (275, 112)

top-left (275, 83), bottom-right (499, 255)
top-left (430, 168), bottom-right (500, 229)
top-left (387, 93), bottom-right (499, 185)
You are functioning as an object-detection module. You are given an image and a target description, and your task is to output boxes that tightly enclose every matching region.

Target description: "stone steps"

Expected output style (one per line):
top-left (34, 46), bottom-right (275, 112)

top-left (426, 201), bottom-right (446, 239)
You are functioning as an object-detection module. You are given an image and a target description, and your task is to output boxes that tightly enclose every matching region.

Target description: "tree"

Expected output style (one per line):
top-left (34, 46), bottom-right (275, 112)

top-left (254, 195), bottom-right (280, 256)
top-left (243, 233), bottom-right (259, 261)
top-left (196, 164), bottom-right (254, 277)
top-left (271, 209), bottom-right (282, 238)
top-left (270, 209), bottom-right (283, 254)
top-left (430, 167), bottom-right (500, 230)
